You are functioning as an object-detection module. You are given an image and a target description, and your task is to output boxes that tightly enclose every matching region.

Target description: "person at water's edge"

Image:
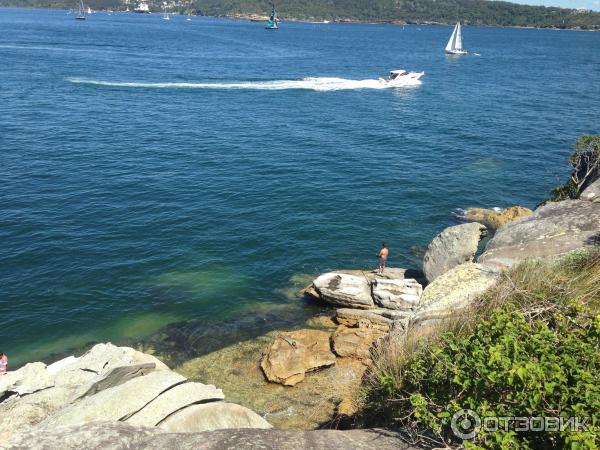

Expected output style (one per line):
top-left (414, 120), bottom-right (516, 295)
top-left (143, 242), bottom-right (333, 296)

top-left (0, 352), bottom-right (7, 375)
top-left (378, 243), bottom-right (389, 274)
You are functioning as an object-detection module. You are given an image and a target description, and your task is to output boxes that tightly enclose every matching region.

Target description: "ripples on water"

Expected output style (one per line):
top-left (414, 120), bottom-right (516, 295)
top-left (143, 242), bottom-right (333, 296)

top-left (1, 8), bottom-right (599, 366)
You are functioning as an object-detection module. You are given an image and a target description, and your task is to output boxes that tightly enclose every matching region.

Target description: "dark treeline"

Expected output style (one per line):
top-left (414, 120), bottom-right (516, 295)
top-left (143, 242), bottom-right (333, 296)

top-left (2, 0), bottom-right (599, 29)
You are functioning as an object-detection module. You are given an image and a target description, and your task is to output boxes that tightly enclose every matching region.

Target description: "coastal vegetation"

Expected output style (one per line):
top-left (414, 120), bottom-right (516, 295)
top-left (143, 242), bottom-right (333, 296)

top-left (2, 0), bottom-right (600, 29)
top-left (358, 136), bottom-right (600, 448)
top-left (361, 251), bottom-right (600, 448)
top-left (551, 135), bottom-right (600, 201)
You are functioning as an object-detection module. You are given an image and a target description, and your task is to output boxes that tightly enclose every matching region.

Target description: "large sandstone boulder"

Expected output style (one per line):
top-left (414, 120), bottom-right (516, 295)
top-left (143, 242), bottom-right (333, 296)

top-left (331, 325), bottom-right (385, 360)
top-left (412, 263), bottom-right (499, 327)
top-left (464, 206), bottom-right (533, 229)
top-left (159, 402), bottom-right (272, 432)
top-left (0, 343), bottom-right (170, 440)
top-left (39, 370), bottom-right (188, 428)
top-left (3, 421), bottom-right (417, 450)
top-left (478, 199), bottom-right (600, 270)
top-left (1, 343), bottom-right (270, 442)
top-left (335, 308), bottom-right (409, 332)
top-left (310, 272), bottom-right (374, 308)
top-left (423, 222), bottom-right (488, 283)
top-left (371, 278), bottom-right (422, 310)
top-left (581, 178), bottom-right (600, 202)
top-left (260, 330), bottom-right (336, 386)
top-left (0, 363), bottom-right (53, 398)
top-left (126, 382), bottom-right (224, 427)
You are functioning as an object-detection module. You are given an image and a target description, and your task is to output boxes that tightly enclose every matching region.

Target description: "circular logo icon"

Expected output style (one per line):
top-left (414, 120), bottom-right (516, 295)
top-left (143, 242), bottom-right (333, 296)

top-left (451, 409), bottom-right (481, 440)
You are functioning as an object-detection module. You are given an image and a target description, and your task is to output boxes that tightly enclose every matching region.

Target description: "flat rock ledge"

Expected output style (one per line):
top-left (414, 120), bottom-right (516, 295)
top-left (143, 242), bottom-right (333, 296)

top-left (3, 421), bottom-right (420, 450)
top-left (1, 343), bottom-right (271, 444)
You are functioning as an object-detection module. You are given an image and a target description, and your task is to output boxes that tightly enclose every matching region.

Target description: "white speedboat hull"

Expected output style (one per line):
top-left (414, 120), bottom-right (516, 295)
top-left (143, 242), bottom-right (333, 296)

top-left (380, 71), bottom-right (424, 86)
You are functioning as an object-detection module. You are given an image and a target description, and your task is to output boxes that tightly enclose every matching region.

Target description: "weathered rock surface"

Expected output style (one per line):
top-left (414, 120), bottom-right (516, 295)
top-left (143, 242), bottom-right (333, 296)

top-left (331, 325), bottom-right (385, 360)
top-left (581, 178), bottom-right (600, 202)
top-left (464, 206), bottom-right (533, 229)
top-left (177, 331), bottom-right (367, 430)
top-left (372, 278), bottom-right (422, 310)
top-left (412, 263), bottom-right (499, 327)
top-left (3, 421), bottom-right (419, 450)
top-left (126, 381), bottom-right (224, 427)
top-left (308, 270), bottom-right (424, 312)
top-left (478, 199), bottom-right (600, 270)
top-left (159, 402), bottom-right (272, 432)
top-left (0, 343), bottom-right (170, 440)
top-left (1, 343), bottom-right (272, 442)
top-left (39, 370), bottom-right (187, 427)
top-left (0, 363), bottom-right (53, 398)
top-left (335, 308), bottom-right (409, 331)
top-left (311, 272), bottom-right (374, 308)
top-left (260, 329), bottom-right (336, 386)
top-left (423, 222), bottom-right (488, 283)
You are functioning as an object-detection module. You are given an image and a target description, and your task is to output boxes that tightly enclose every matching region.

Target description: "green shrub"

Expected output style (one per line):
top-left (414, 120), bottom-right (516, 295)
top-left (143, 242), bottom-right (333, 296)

top-left (361, 252), bottom-right (600, 449)
top-left (551, 136), bottom-right (600, 201)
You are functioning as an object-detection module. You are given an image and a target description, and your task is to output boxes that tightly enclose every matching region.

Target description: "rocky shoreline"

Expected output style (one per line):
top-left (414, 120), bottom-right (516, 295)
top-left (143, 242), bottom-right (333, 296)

top-left (2, 178), bottom-right (598, 448)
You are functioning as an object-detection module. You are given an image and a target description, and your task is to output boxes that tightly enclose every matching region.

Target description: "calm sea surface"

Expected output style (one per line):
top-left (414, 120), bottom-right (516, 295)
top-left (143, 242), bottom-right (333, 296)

top-left (1, 8), bottom-right (599, 367)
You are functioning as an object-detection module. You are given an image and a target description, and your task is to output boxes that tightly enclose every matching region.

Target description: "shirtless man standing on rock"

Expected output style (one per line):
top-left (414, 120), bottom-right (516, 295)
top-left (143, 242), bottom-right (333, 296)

top-left (377, 243), bottom-right (389, 274)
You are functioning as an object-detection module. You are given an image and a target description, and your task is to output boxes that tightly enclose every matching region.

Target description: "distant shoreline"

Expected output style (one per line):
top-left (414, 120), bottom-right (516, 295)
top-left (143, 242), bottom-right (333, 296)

top-left (1, 6), bottom-right (598, 31)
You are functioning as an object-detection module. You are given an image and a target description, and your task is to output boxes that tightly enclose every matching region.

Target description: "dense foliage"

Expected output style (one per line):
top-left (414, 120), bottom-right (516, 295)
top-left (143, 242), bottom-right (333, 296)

top-left (362, 251), bottom-right (600, 449)
top-left (2, 0), bottom-right (600, 29)
top-left (552, 135), bottom-right (600, 201)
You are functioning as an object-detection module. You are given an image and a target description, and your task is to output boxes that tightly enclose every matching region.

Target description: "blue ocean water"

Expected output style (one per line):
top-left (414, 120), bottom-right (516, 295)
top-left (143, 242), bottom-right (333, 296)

top-left (1, 8), bottom-right (599, 367)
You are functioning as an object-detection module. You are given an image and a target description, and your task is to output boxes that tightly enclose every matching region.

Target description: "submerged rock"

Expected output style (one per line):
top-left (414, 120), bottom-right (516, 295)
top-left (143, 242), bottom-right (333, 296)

top-left (176, 332), bottom-right (366, 430)
top-left (412, 262), bottom-right (499, 327)
top-left (463, 206), bottom-right (533, 229)
top-left (478, 199), bottom-right (600, 270)
top-left (423, 222), bottom-right (488, 283)
top-left (260, 329), bottom-right (336, 386)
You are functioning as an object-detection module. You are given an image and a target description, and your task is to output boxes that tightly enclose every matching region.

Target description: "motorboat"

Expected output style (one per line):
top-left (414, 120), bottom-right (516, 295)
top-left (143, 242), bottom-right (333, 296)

top-left (379, 69), bottom-right (424, 86)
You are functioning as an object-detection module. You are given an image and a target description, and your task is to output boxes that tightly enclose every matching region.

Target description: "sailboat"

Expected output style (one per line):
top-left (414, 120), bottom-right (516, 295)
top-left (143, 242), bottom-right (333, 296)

top-left (76, 0), bottom-right (86, 20)
top-left (445, 22), bottom-right (467, 55)
top-left (265, 4), bottom-right (279, 30)
top-left (162, 4), bottom-right (170, 20)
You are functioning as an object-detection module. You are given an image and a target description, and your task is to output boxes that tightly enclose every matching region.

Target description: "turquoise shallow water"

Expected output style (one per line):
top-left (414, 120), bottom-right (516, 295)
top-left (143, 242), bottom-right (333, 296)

top-left (1, 8), bottom-right (599, 367)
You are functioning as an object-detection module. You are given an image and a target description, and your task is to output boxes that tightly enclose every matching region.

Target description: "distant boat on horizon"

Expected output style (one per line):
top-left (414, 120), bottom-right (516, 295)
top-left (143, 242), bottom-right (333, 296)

top-left (445, 22), bottom-right (467, 55)
top-left (76, 0), bottom-right (86, 20)
top-left (162, 4), bottom-right (170, 21)
top-left (134, 1), bottom-right (150, 13)
top-left (265, 4), bottom-right (279, 30)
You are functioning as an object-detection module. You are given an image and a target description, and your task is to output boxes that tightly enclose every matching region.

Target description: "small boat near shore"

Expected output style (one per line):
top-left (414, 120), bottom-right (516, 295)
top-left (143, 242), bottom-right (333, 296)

top-left (379, 69), bottom-right (425, 86)
top-left (76, 0), bottom-right (86, 20)
top-left (265, 4), bottom-right (279, 30)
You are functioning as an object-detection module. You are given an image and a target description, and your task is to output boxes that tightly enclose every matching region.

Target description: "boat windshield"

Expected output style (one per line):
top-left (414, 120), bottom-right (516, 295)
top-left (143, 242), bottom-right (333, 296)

top-left (389, 71), bottom-right (408, 80)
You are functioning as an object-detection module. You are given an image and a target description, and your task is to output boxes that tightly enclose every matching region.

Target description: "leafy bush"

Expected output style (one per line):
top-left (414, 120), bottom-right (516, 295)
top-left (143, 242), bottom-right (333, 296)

top-left (361, 251), bottom-right (600, 449)
top-left (551, 136), bottom-right (600, 201)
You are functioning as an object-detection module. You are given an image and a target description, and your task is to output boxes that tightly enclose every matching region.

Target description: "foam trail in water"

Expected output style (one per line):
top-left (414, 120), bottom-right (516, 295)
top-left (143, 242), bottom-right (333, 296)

top-left (66, 76), bottom-right (422, 91)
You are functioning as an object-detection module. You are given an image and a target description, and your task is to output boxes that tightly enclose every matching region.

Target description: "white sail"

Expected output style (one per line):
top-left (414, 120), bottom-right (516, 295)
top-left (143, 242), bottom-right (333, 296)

top-left (445, 24), bottom-right (458, 52)
top-left (455, 22), bottom-right (463, 50)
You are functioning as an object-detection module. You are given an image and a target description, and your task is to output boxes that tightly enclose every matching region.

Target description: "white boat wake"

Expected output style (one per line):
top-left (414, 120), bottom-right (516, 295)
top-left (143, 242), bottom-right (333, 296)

top-left (66, 76), bottom-right (422, 92)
